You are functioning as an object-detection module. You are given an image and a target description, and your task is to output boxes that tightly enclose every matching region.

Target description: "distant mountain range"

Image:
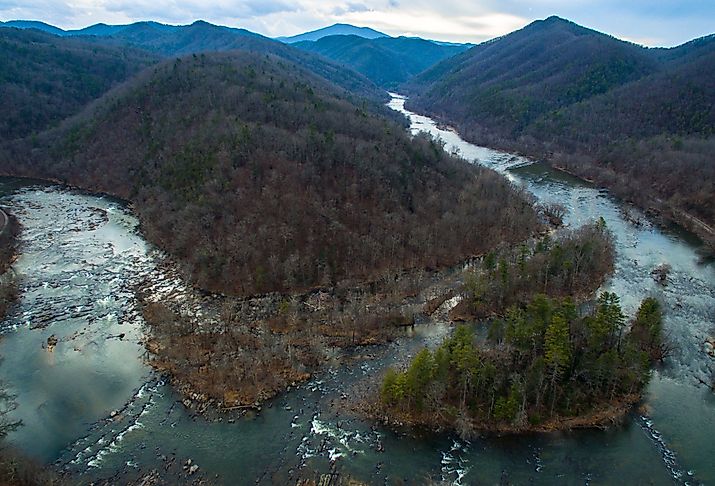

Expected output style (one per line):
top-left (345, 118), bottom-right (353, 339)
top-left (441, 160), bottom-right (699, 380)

top-left (406, 15), bottom-right (715, 244)
top-left (0, 20), bottom-right (387, 142)
top-left (0, 19), bottom-right (390, 43)
top-left (0, 18), bottom-right (471, 92)
top-left (278, 23), bottom-right (387, 43)
top-left (0, 19), bottom-right (253, 38)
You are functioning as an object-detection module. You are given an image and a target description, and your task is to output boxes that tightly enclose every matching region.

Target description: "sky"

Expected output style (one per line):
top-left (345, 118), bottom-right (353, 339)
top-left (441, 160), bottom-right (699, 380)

top-left (1, 0), bottom-right (714, 47)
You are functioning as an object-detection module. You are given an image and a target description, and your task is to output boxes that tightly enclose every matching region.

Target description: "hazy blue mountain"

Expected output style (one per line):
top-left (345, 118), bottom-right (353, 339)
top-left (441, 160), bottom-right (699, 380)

top-left (279, 23), bottom-right (387, 43)
top-left (71, 21), bottom-right (175, 36)
top-left (0, 20), bottom-right (65, 35)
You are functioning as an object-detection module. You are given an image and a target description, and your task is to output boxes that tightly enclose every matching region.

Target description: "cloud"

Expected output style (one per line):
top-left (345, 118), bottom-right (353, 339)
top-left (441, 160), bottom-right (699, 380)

top-left (331, 2), bottom-right (370, 16)
top-left (337, 9), bottom-right (528, 42)
top-left (100, 0), bottom-right (297, 25)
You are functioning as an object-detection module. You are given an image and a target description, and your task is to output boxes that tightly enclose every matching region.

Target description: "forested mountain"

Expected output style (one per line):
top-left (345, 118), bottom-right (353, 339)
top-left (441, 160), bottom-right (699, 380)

top-left (295, 35), bottom-right (470, 88)
top-left (0, 20), bottom-right (385, 101)
top-left (2, 51), bottom-right (538, 296)
top-left (405, 16), bottom-right (715, 244)
top-left (70, 21), bottom-right (181, 37)
top-left (0, 27), bottom-right (159, 142)
top-left (279, 23), bottom-right (387, 43)
top-left (406, 17), bottom-right (659, 134)
top-left (88, 21), bottom-right (388, 100)
top-left (0, 20), bottom-right (65, 35)
top-left (1, 19), bottom-right (264, 38)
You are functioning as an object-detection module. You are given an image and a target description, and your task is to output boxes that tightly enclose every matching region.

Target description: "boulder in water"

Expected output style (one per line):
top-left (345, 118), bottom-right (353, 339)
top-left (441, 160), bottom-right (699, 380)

top-left (46, 334), bottom-right (58, 351)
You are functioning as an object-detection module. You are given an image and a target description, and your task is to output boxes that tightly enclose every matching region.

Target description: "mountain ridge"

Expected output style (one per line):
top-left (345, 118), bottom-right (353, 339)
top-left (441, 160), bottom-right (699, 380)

top-left (404, 16), bottom-right (715, 244)
top-left (0, 19), bottom-right (387, 103)
top-left (0, 27), bottom-right (159, 142)
top-left (2, 50), bottom-right (538, 296)
top-left (294, 34), bottom-right (469, 88)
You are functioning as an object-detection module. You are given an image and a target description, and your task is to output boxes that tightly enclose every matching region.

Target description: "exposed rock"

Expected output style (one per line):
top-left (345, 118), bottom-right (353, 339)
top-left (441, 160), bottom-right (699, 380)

top-left (651, 263), bottom-right (671, 285)
top-left (705, 337), bottom-right (715, 358)
top-left (46, 334), bottom-right (58, 351)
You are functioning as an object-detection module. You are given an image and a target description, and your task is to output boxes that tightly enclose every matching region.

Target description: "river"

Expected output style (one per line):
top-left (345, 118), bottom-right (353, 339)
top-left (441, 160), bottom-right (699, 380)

top-left (0, 94), bottom-right (713, 484)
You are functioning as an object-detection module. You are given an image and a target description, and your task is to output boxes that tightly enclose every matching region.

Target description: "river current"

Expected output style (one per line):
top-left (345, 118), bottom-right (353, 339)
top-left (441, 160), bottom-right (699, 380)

top-left (0, 94), bottom-right (712, 484)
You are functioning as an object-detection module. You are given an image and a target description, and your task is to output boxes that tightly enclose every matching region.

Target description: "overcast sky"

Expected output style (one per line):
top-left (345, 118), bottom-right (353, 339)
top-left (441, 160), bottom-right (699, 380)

top-left (1, 0), bottom-right (713, 46)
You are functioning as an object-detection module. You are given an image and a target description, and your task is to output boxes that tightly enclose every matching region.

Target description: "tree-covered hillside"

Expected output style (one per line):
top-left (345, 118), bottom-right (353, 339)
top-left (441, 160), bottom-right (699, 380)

top-left (405, 17), bottom-right (715, 244)
top-left (0, 27), bottom-right (159, 142)
top-left (73, 20), bottom-right (386, 101)
top-left (3, 51), bottom-right (538, 296)
top-left (406, 17), bottom-right (659, 133)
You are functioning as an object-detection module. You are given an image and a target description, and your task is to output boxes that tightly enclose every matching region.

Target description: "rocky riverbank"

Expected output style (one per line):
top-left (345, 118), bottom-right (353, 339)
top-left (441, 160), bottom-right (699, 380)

top-left (404, 100), bottom-right (715, 253)
top-left (0, 207), bottom-right (19, 320)
top-left (353, 392), bottom-right (641, 437)
top-left (138, 255), bottom-right (470, 414)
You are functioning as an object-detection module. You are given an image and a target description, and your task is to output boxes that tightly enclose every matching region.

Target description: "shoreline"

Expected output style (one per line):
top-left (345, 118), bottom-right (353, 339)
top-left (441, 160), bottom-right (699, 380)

top-left (400, 99), bottom-right (715, 252)
top-left (137, 250), bottom-right (476, 415)
top-left (351, 392), bottom-right (642, 437)
top-left (0, 207), bottom-right (19, 321)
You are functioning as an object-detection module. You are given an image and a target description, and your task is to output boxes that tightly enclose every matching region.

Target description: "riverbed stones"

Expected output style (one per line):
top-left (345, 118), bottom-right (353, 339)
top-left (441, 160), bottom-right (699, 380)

top-left (705, 337), bottom-right (715, 358)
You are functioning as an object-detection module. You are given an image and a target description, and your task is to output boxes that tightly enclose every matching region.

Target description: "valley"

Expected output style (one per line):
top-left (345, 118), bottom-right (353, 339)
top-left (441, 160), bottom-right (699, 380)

top-left (0, 11), bottom-right (713, 486)
top-left (0, 95), bottom-right (712, 484)
top-left (403, 17), bottom-right (715, 248)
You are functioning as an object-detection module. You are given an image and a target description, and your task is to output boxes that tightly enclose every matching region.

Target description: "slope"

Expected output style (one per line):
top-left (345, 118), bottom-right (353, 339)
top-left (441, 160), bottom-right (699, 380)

top-left (295, 35), bottom-right (470, 88)
top-left (406, 16), bottom-right (659, 134)
top-left (0, 20), bottom-right (65, 35)
top-left (0, 27), bottom-right (159, 142)
top-left (404, 16), bottom-right (715, 244)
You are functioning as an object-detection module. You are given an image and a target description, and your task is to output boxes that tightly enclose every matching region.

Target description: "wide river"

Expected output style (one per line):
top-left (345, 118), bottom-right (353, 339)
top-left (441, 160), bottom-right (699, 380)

top-left (0, 94), bottom-right (713, 484)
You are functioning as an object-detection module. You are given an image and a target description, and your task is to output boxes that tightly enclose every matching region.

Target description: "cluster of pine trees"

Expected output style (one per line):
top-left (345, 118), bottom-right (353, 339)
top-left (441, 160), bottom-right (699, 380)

top-left (456, 220), bottom-right (614, 319)
top-left (381, 293), bottom-right (663, 431)
top-left (379, 219), bottom-right (663, 431)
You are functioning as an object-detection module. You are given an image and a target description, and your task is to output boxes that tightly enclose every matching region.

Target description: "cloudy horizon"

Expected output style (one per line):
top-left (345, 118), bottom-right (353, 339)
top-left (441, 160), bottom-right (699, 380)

top-left (1, 0), bottom-right (713, 47)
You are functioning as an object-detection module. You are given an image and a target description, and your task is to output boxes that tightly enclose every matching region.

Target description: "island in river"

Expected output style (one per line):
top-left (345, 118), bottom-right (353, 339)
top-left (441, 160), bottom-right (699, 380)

top-left (365, 222), bottom-right (666, 435)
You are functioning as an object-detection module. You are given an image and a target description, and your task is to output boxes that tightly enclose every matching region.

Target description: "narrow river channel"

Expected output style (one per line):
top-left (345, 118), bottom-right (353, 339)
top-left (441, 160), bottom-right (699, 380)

top-left (0, 94), bottom-right (713, 484)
